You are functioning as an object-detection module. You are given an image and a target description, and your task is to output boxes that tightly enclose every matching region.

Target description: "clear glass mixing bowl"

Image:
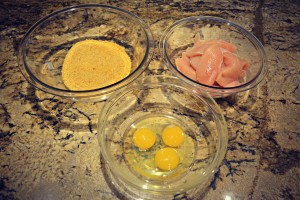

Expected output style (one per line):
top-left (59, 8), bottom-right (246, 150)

top-left (160, 16), bottom-right (266, 98)
top-left (98, 76), bottom-right (228, 199)
top-left (18, 4), bottom-right (154, 101)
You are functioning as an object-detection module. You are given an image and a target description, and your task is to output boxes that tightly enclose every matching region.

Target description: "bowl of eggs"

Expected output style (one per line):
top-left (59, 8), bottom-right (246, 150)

top-left (18, 4), bottom-right (154, 101)
top-left (160, 16), bottom-right (267, 98)
top-left (97, 76), bottom-right (228, 198)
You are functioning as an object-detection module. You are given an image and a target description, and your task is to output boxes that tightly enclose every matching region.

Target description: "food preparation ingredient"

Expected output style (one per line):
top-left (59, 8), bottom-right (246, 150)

top-left (175, 35), bottom-right (249, 87)
top-left (62, 39), bottom-right (131, 90)
top-left (155, 147), bottom-right (180, 171)
top-left (175, 52), bottom-right (196, 80)
top-left (194, 44), bottom-right (223, 86)
top-left (162, 125), bottom-right (185, 147)
top-left (133, 127), bottom-right (156, 150)
top-left (216, 51), bottom-right (249, 86)
top-left (125, 117), bottom-right (195, 177)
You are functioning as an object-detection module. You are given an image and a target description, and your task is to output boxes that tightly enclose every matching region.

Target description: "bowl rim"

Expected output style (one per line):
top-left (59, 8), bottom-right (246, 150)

top-left (17, 4), bottom-right (154, 99)
top-left (97, 75), bottom-right (228, 194)
top-left (159, 16), bottom-right (267, 95)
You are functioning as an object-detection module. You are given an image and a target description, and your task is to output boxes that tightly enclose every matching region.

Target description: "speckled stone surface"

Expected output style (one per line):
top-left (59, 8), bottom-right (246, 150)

top-left (0, 0), bottom-right (299, 200)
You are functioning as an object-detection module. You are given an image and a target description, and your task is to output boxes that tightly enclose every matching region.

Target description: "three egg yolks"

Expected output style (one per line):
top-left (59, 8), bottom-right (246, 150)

top-left (133, 125), bottom-right (185, 171)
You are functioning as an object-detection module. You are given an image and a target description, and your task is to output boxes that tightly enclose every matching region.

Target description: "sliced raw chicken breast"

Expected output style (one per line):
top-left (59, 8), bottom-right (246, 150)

top-left (190, 55), bottom-right (202, 70)
top-left (207, 40), bottom-right (237, 52)
top-left (221, 52), bottom-right (244, 78)
top-left (215, 73), bottom-right (236, 87)
top-left (216, 52), bottom-right (250, 86)
top-left (174, 36), bottom-right (249, 89)
top-left (175, 52), bottom-right (196, 80)
top-left (196, 45), bottom-right (223, 85)
top-left (186, 40), bottom-right (237, 57)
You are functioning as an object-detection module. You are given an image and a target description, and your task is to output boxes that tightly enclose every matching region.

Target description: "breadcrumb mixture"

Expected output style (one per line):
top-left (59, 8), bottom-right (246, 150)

top-left (62, 39), bottom-right (131, 90)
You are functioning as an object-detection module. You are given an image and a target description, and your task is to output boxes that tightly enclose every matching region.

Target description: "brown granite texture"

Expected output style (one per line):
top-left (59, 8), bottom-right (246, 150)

top-left (0, 0), bottom-right (299, 199)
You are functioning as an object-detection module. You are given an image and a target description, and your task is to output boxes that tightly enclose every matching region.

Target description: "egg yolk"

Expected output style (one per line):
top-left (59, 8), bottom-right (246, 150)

top-left (162, 125), bottom-right (185, 147)
top-left (133, 127), bottom-right (156, 150)
top-left (155, 148), bottom-right (180, 171)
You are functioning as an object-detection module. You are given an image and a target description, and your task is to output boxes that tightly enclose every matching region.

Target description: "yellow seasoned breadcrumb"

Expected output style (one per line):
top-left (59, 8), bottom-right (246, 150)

top-left (62, 39), bottom-right (131, 90)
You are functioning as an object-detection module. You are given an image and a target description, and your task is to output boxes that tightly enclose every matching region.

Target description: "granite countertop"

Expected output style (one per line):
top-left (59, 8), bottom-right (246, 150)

top-left (0, 0), bottom-right (299, 199)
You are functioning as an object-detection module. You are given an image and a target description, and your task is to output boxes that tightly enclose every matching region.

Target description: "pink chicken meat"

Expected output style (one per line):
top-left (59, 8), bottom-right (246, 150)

top-left (174, 35), bottom-right (249, 88)
top-left (175, 52), bottom-right (196, 80)
top-left (195, 45), bottom-right (223, 85)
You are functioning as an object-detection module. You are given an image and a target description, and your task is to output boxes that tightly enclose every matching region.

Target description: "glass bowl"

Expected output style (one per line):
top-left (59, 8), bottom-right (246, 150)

top-left (97, 76), bottom-right (228, 198)
top-left (160, 16), bottom-right (266, 98)
top-left (17, 4), bottom-right (154, 101)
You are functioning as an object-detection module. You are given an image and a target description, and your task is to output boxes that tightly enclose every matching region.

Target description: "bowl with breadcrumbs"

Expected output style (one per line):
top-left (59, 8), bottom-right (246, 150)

top-left (160, 16), bottom-right (267, 98)
top-left (18, 4), bottom-right (154, 101)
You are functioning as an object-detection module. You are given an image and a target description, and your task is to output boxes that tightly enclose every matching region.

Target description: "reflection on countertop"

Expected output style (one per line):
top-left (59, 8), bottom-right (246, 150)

top-left (0, 0), bottom-right (299, 199)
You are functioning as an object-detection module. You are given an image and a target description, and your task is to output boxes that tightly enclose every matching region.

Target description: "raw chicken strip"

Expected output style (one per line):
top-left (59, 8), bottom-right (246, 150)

top-left (190, 55), bottom-right (202, 70)
top-left (174, 35), bottom-right (250, 88)
top-left (186, 40), bottom-right (237, 57)
top-left (216, 52), bottom-right (247, 86)
top-left (175, 52), bottom-right (196, 80)
top-left (196, 45), bottom-right (223, 85)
